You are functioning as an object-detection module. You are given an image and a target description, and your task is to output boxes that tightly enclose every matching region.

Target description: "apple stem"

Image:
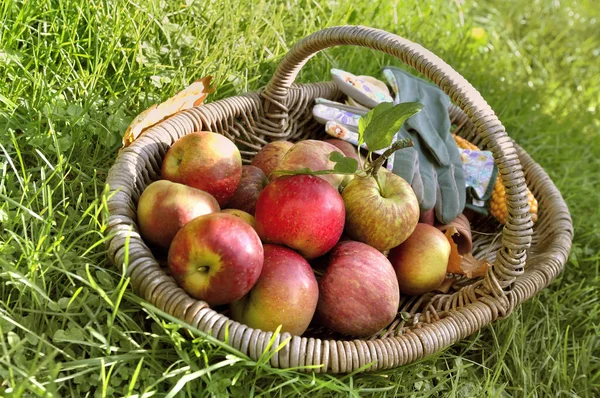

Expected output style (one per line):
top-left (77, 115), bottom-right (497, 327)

top-left (369, 138), bottom-right (414, 177)
top-left (356, 147), bottom-right (364, 171)
top-left (374, 173), bottom-right (384, 193)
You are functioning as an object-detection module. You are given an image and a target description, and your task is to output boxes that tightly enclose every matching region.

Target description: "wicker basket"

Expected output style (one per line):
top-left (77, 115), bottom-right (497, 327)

top-left (104, 26), bottom-right (573, 373)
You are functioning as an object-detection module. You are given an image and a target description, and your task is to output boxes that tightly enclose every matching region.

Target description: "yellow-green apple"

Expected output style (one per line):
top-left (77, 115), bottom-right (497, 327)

top-left (137, 180), bottom-right (219, 248)
top-left (225, 165), bottom-right (268, 215)
top-left (316, 240), bottom-right (399, 337)
top-left (221, 208), bottom-right (256, 229)
top-left (168, 213), bottom-right (263, 306)
top-left (255, 174), bottom-right (345, 259)
top-left (388, 223), bottom-right (451, 295)
top-left (251, 141), bottom-right (294, 180)
top-left (276, 140), bottom-right (345, 188)
top-left (342, 170), bottom-right (419, 251)
top-left (161, 131), bottom-right (242, 206)
top-left (230, 244), bottom-right (318, 335)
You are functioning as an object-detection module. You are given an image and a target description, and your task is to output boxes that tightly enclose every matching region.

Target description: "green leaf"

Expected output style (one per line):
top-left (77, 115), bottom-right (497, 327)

top-left (329, 151), bottom-right (345, 162)
top-left (329, 152), bottom-right (359, 173)
top-left (363, 102), bottom-right (423, 151)
top-left (7, 331), bottom-right (20, 347)
top-left (357, 102), bottom-right (393, 147)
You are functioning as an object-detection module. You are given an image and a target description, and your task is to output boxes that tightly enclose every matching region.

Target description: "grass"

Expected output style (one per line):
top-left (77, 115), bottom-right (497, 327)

top-left (1, 0), bottom-right (599, 396)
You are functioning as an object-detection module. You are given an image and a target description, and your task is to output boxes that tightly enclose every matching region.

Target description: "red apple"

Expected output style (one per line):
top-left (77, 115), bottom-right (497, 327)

top-left (168, 213), bottom-right (263, 306)
top-left (225, 165), bottom-right (268, 215)
top-left (255, 174), bottom-right (345, 259)
top-left (324, 138), bottom-right (361, 163)
top-left (230, 244), bottom-right (319, 335)
top-left (276, 140), bottom-right (345, 188)
top-left (161, 131), bottom-right (242, 206)
top-left (389, 223), bottom-right (451, 295)
top-left (342, 170), bottom-right (419, 251)
top-left (137, 180), bottom-right (219, 248)
top-left (251, 141), bottom-right (294, 180)
top-left (316, 240), bottom-right (399, 337)
top-left (419, 208), bottom-right (435, 225)
top-left (221, 208), bottom-right (256, 229)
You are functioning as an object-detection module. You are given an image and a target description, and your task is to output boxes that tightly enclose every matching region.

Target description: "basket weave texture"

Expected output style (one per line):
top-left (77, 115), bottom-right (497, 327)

top-left (104, 26), bottom-right (573, 373)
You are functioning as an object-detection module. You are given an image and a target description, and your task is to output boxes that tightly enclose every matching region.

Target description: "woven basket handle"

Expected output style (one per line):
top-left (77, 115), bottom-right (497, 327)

top-left (261, 25), bottom-right (533, 293)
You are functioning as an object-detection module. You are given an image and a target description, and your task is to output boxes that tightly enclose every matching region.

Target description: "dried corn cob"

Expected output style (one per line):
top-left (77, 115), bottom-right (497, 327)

top-left (453, 135), bottom-right (538, 224)
top-left (453, 134), bottom-right (479, 151)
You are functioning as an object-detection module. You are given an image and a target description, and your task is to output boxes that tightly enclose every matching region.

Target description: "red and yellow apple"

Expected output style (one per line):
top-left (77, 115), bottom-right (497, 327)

top-left (161, 131), bottom-right (242, 206)
top-left (230, 244), bottom-right (319, 335)
top-left (388, 223), bottom-right (451, 295)
top-left (251, 141), bottom-right (294, 181)
top-left (316, 240), bottom-right (399, 337)
top-left (255, 174), bottom-right (345, 259)
top-left (225, 165), bottom-right (268, 215)
top-left (342, 170), bottom-right (419, 251)
top-left (276, 140), bottom-right (345, 188)
top-left (136, 180), bottom-right (219, 248)
top-left (168, 213), bottom-right (263, 306)
top-left (221, 208), bottom-right (256, 229)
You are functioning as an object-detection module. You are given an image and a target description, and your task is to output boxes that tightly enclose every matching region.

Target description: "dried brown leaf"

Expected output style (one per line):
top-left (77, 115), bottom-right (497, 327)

top-left (461, 253), bottom-right (492, 278)
top-left (122, 76), bottom-right (215, 148)
top-left (443, 225), bottom-right (491, 279)
top-left (443, 226), bottom-right (462, 274)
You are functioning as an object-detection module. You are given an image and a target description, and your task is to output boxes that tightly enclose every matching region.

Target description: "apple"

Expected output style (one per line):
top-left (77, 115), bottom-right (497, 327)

top-left (316, 240), bottom-right (399, 337)
top-left (324, 138), bottom-right (361, 163)
top-left (137, 180), bottom-right (219, 248)
top-left (251, 141), bottom-right (294, 180)
top-left (276, 140), bottom-right (345, 188)
top-left (161, 131), bottom-right (242, 206)
top-left (419, 208), bottom-right (435, 225)
top-left (255, 174), bottom-right (345, 259)
top-left (388, 223), bottom-right (451, 295)
top-left (230, 244), bottom-right (319, 336)
top-left (168, 213), bottom-right (263, 306)
top-left (225, 165), bottom-right (268, 215)
top-left (221, 208), bottom-right (256, 229)
top-left (342, 170), bottom-right (419, 251)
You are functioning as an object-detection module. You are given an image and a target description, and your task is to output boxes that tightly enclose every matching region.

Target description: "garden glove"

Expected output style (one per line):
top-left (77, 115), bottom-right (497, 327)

top-left (383, 66), bottom-right (466, 224)
top-left (330, 68), bottom-right (394, 108)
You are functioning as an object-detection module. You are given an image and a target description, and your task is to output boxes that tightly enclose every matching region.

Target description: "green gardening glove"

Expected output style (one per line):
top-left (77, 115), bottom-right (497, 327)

top-left (383, 66), bottom-right (466, 224)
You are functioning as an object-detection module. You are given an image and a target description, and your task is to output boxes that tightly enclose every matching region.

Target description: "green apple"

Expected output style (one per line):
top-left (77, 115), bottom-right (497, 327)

top-left (342, 170), bottom-right (419, 251)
